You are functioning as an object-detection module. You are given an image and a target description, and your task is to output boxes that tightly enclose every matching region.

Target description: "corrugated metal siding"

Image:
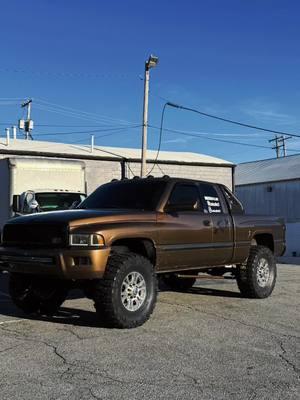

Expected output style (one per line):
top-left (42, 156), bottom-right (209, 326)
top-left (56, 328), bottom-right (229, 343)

top-left (236, 180), bottom-right (300, 222)
top-left (236, 154), bottom-right (300, 185)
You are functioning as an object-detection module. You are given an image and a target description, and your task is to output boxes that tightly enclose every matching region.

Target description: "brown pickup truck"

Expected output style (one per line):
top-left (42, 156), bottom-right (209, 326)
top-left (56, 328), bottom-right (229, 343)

top-left (0, 177), bottom-right (285, 328)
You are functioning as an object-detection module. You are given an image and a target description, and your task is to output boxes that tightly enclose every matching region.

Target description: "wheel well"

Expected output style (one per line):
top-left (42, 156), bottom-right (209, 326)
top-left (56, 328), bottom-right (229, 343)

top-left (111, 238), bottom-right (156, 265)
top-left (252, 234), bottom-right (274, 252)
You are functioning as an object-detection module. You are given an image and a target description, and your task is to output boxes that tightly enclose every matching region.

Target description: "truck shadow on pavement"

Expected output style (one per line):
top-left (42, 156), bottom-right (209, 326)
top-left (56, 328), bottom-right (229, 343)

top-left (186, 286), bottom-right (241, 298)
top-left (0, 274), bottom-right (242, 328)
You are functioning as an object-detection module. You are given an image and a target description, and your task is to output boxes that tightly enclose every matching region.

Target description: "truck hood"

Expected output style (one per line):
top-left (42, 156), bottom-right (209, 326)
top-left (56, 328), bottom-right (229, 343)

top-left (7, 209), bottom-right (156, 226)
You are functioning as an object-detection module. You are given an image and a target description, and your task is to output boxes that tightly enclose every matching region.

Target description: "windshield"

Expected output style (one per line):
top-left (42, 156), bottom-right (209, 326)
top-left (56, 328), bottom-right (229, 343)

top-left (80, 180), bottom-right (167, 211)
top-left (35, 193), bottom-right (86, 212)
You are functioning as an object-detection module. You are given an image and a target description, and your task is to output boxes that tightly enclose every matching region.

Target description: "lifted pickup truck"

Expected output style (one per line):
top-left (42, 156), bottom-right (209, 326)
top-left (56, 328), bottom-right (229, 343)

top-left (0, 177), bottom-right (285, 328)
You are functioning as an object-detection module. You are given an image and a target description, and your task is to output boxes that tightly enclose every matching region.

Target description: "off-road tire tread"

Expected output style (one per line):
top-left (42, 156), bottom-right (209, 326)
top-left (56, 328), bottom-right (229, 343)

top-left (236, 245), bottom-right (276, 299)
top-left (9, 273), bottom-right (40, 314)
top-left (93, 252), bottom-right (158, 328)
top-left (9, 273), bottom-right (67, 316)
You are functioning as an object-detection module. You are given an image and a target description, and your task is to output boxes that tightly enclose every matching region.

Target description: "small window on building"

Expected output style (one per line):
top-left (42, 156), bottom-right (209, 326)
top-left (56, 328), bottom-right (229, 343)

top-left (198, 183), bottom-right (222, 214)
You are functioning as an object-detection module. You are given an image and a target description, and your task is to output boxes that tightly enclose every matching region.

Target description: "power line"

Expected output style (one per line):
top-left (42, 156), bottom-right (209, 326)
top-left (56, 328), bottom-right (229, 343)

top-left (34, 103), bottom-right (130, 126)
top-left (0, 67), bottom-right (129, 80)
top-left (149, 124), bottom-right (300, 152)
top-left (147, 100), bottom-right (275, 175)
top-left (68, 128), bottom-right (140, 144)
top-left (144, 100), bottom-right (300, 170)
top-left (34, 124), bottom-right (142, 137)
top-left (35, 123), bottom-right (131, 128)
top-left (146, 103), bottom-right (168, 175)
top-left (35, 98), bottom-right (135, 126)
top-left (162, 101), bottom-right (300, 138)
top-left (149, 124), bottom-right (272, 150)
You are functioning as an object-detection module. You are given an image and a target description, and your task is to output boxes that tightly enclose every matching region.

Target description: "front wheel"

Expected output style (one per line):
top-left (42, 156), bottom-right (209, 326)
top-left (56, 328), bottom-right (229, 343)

top-left (92, 252), bottom-right (158, 328)
top-left (9, 273), bottom-right (68, 316)
top-left (236, 246), bottom-right (277, 298)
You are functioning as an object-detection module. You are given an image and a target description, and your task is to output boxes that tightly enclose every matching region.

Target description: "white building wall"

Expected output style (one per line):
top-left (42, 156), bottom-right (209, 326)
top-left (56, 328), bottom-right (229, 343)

top-left (0, 153), bottom-right (233, 195)
top-left (125, 162), bottom-right (233, 189)
top-left (84, 159), bottom-right (122, 194)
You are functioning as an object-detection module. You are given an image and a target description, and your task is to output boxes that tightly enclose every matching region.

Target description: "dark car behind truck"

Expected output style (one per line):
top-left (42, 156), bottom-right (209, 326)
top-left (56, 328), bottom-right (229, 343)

top-left (0, 177), bottom-right (285, 328)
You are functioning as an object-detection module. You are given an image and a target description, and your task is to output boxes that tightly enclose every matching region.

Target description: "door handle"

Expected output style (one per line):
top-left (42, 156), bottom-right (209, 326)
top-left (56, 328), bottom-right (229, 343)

top-left (215, 220), bottom-right (229, 230)
top-left (203, 220), bottom-right (211, 226)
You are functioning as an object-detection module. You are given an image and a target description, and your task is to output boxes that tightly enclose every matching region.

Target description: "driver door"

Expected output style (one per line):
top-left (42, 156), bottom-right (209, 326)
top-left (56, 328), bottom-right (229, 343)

top-left (157, 182), bottom-right (214, 271)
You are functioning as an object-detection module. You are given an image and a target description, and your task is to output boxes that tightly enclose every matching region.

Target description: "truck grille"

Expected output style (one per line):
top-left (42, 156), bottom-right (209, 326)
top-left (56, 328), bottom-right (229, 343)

top-left (2, 224), bottom-right (68, 248)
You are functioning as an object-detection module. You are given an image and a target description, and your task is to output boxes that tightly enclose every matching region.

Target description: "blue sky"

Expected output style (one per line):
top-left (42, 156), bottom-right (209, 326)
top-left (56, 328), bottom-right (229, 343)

top-left (0, 0), bottom-right (300, 163)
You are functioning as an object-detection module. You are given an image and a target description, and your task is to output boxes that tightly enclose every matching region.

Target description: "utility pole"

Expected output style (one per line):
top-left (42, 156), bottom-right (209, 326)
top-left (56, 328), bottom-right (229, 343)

top-left (269, 135), bottom-right (280, 158)
top-left (269, 135), bottom-right (292, 158)
top-left (20, 99), bottom-right (34, 139)
top-left (281, 135), bottom-right (292, 157)
top-left (141, 55), bottom-right (159, 177)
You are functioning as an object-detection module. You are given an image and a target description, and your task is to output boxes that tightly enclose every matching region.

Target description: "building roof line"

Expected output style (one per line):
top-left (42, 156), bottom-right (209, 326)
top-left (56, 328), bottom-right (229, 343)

top-left (238, 152), bottom-right (300, 165)
top-left (0, 148), bottom-right (235, 168)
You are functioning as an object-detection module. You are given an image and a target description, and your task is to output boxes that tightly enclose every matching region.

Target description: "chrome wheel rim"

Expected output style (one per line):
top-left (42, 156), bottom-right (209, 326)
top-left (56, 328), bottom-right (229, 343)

top-left (257, 258), bottom-right (270, 287)
top-left (121, 271), bottom-right (147, 312)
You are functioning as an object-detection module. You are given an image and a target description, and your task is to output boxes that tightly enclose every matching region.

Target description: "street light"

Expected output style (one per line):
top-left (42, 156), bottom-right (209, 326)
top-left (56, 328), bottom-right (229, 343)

top-left (141, 54), bottom-right (159, 177)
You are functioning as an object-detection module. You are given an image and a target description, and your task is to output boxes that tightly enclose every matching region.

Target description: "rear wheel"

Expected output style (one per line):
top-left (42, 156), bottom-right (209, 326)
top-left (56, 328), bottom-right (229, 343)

top-left (92, 252), bottom-right (158, 328)
top-left (162, 272), bottom-right (196, 292)
top-left (236, 246), bottom-right (277, 298)
top-left (9, 273), bottom-right (68, 316)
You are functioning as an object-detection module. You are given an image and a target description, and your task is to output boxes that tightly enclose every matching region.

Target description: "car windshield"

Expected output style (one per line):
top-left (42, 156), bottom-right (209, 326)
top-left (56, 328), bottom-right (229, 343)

top-left (35, 193), bottom-right (86, 212)
top-left (79, 180), bottom-right (167, 211)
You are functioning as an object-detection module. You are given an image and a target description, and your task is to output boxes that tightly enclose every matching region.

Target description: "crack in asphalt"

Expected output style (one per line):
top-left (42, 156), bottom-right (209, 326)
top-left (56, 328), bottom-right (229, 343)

top-left (0, 324), bottom-right (205, 391)
top-left (278, 340), bottom-right (300, 377)
top-left (0, 344), bottom-right (22, 354)
top-left (159, 299), bottom-right (300, 340)
top-left (160, 299), bottom-right (300, 380)
top-left (88, 388), bottom-right (104, 400)
top-left (1, 299), bottom-right (298, 398)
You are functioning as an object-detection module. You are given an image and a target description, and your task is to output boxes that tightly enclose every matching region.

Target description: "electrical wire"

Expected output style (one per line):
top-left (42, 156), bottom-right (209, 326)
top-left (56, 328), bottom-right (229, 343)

top-left (146, 103), bottom-right (168, 176)
top-left (149, 124), bottom-right (300, 152)
top-left (161, 101), bottom-right (300, 138)
top-left (0, 67), bottom-right (129, 81)
top-left (35, 123), bottom-right (132, 128)
top-left (34, 124), bottom-right (142, 137)
top-left (35, 98), bottom-right (136, 126)
top-left (144, 100), bottom-right (300, 173)
top-left (34, 103), bottom-right (130, 126)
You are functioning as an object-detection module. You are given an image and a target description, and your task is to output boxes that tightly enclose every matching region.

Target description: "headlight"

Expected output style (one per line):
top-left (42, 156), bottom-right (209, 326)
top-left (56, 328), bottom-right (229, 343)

top-left (69, 233), bottom-right (105, 247)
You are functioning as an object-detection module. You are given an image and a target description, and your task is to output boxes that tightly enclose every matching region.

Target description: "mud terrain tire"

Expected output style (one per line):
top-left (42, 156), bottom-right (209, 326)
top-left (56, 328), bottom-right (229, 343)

top-left (92, 252), bottom-right (157, 329)
top-left (236, 246), bottom-right (277, 298)
top-left (9, 273), bottom-right (68, 316)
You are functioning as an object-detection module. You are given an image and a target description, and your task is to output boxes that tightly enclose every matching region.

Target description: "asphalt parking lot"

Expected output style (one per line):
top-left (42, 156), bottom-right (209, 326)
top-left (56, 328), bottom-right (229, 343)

top-left (0, 265), bottom-right (299, 400)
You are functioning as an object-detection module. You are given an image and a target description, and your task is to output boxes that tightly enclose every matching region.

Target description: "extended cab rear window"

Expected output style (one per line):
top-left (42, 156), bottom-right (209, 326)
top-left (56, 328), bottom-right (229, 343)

top-left (198, 183), bottom-right (223, 214)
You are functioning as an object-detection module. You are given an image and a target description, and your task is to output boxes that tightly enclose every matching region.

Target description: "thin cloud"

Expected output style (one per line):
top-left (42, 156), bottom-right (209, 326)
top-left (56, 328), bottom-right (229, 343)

top-left (163, 137), bottom-right (190, 144)
top-left (242, 100), bottom-right (298, 126)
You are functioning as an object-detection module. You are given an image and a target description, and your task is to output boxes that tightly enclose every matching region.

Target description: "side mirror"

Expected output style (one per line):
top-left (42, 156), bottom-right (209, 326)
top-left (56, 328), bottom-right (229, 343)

top-left (165, 201), bottom-right (195, 212)
top-left (12, 195), bottom-right (20, 213)
top-left (69, 200), bottom-right (81, 209)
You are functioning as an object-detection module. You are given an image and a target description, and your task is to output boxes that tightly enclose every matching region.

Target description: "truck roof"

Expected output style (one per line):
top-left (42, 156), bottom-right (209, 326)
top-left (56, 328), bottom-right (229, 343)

top-left (108, 176), bottom-right (221, 187)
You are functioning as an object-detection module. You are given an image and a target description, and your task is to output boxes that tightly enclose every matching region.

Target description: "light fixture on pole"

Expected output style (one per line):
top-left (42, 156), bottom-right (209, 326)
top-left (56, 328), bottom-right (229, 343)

top-left (141, 54), bottom-right (159, 177)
